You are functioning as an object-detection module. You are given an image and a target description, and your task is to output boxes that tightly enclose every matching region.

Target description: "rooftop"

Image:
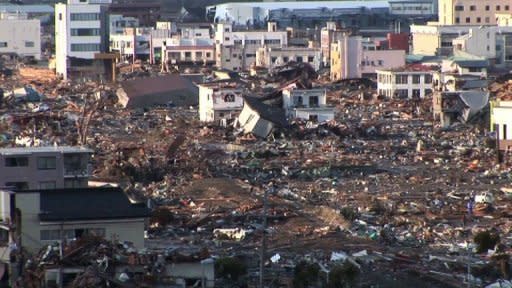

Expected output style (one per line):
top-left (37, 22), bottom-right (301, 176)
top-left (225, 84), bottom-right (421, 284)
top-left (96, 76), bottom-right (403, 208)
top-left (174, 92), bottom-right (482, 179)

top-left (0, 146), bottom-right (93, 155)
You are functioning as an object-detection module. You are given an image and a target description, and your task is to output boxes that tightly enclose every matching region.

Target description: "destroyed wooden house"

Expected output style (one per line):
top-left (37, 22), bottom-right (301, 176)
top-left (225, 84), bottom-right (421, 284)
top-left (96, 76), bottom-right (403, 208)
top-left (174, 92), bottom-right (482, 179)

top-left (116, 74), bottom-right (199, 108)
top-left (237, 96), bottom-right (288, 138)
top-left (433, 90), bottom-right (489, 127)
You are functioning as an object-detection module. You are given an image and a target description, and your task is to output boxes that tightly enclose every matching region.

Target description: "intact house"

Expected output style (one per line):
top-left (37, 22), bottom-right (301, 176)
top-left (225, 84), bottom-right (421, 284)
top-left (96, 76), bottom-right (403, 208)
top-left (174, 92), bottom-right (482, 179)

top-left (237, 96), bottom-right (288, 138)
top-left (162, 37), bottom-right (215, 68)
top-left (0, 146), bottom-right (92, 190)
top-left (256, 46), bottom-right (322, 71)
top-left (198, 80), bottom-right (246, 124)
top-left (116, 74), bottom-right (199, 108)
top-left (491, 99), bottom-right (512, 153)
top-left (215, 22), bottom-right (288, 71)
top-left (376, 66), bottom-right (434, 99)
top-left (330, 35), bottom-right (406, 80)
top-left (0, 187), bottom-right (150, 261)
top-left (282, 88), bottom-right (335, 122)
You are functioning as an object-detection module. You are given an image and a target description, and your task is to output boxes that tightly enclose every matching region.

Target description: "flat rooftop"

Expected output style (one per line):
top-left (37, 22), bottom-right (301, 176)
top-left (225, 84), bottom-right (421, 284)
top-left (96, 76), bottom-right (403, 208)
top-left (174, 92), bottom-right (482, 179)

top-left (0, 146), bottom-right (93, 155)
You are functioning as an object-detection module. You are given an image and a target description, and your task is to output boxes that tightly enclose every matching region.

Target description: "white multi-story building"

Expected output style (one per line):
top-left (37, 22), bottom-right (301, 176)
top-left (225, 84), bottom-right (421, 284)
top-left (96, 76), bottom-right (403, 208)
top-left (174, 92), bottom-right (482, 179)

top-left (256, 46), bottom-right (322, 71)
top-left (198, 81), bottom-right (245, 123)
top-left (282, 88), bottom-right (335, 122)
top-left (109, 14), bottom-right (138, 34)
top-left (55, 0), bottom-right (111, 79)
top-left (110, 27), bottom-right (151, 60)
top-left (162, 38), bottom-right (215, 66)
top-left (377, 67), bottom-right (434, 99)
top-left (215, 22), bottom-right (287, 71)
top-left (0, 13), bottom-right (41, 60)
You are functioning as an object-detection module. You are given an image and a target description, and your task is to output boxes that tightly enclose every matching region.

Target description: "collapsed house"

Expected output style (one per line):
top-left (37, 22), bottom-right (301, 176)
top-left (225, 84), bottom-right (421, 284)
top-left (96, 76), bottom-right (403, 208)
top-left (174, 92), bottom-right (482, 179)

top-left (237, 96), bottom-right (288, 138)
top-left (433, 90), bottom-right (489, 127)
top-left (116, 75), bottom-right (199, 108)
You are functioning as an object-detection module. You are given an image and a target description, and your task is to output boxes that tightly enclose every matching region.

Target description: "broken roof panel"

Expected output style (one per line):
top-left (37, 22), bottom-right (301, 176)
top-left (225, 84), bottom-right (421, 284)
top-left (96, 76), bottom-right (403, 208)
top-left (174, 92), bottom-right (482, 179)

top-left (243, 96), bottom-right (288, 127)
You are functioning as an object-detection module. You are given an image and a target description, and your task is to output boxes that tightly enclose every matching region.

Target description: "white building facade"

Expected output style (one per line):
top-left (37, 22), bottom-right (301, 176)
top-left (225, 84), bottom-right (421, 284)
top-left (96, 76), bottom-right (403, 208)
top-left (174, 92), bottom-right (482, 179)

top-left (282, 88), bottom-right (335, 122)
top-left (215, 22), bottom-right (287, 71)
top-left (110, 27), bottom-right (151, 60)
top-left (377, 69), bottom-right (433, 99)
top-left (198, 82), bottom-right (245, 123)
top-left (0, 14), bottom-right (41, 60)
top-left (55, 0), bottom-right (110, 79)
top-left (256, 46), bottom-right (322, 71)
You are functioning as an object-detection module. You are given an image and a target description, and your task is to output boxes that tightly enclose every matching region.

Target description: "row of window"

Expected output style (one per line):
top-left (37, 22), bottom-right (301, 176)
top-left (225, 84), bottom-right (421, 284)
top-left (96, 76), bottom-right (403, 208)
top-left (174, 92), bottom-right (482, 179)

top-left (379, 88), bottom-right (432, 98)
top-left (0, 41), bottom-right (34, 48)
top-left (40, 228), bottom-right (105, 241)
top-left (70, 13), bottom-right (100, 21)
top-left (4, 156), bottom-right (56, 169)
top-left (271, 56), bottom-right (315, 63)
top-left (455, 4), bottom-right (509, 12)
top-left (71, 28), bottom-right (100, 36)
top-left (378, 74), bottom-right (433, 85)
top-left (71, 43), bottom-right (100, 52)
top-left (169, 51), bottom-right (213, 59)
top-left (4, 179), bottom-right (84, 190)
top-left (455, 16), bottom-right (495, 24)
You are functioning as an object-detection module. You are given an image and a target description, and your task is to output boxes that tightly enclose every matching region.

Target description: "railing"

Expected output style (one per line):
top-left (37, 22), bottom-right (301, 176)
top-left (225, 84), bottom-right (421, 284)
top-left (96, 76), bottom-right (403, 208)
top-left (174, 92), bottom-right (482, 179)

top-left (64, 165), bottom-right (92, 177)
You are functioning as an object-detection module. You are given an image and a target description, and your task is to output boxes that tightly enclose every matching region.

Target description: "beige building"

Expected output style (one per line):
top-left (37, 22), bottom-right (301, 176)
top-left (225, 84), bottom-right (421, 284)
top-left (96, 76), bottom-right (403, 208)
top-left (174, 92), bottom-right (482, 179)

top-left (256, 46), bottom-right (322, 71)
top-left (0, 146), bottom-right (92, 190)
top-left (330, 36), bottom-right (406, 80)
top-left (438, 0), bottom-right (510, 25)
top-left (0, 187), bottom-right (149, 256)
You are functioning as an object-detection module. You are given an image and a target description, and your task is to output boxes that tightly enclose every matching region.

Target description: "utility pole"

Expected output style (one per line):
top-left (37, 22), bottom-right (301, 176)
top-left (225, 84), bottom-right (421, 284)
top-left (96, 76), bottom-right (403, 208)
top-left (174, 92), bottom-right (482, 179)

top-left (259, 183), bottom-right (269, 288)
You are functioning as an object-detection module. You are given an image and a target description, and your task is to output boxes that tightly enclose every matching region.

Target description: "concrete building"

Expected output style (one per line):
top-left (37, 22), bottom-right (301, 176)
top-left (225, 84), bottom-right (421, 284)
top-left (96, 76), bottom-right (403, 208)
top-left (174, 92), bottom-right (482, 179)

top-left (0, 186), bottom-right (149, 255)
top-left (198, 81), bottom-right (246, 124)
top-left (256, 46), bottom-right (322, 71)
top-left (438, 0), bottom-right (510, 25)
top-left (109, 27), bottom-right (151, 61)
top-left (55, 0), bottom-right (111, 80)
top-left (491, 100), bottom-right (512, 152)
top-left (389, 0), bottom-right (435, 16)
top-left (282, 88), bottom-right (335, 122)
top-left (215, 22), bottom-right (287, 71)
top-left (0, 13), bottom-right (41, 60)
top-left (411, 24), bottom-right (512, 64)
top-left (377, 66), bottom-right (434, 99)
top-left (320, 22), bottom-right (346, 67)
top-left (0, 146), bottom-right (92, 190)
top-left (162, 37), bottom-right (215, 66)
top-left (330, 35), bottom-right (406, 80)
top-left (497, 13), bottom-right (512, 26)
top-left (109, 14), bottom-right (138, 34)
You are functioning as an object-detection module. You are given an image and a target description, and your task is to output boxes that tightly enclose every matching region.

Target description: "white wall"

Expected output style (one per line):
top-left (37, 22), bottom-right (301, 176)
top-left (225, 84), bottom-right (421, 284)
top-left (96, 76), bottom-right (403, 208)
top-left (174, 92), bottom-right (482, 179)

top-left (0, 19), bottom-right (41, 60)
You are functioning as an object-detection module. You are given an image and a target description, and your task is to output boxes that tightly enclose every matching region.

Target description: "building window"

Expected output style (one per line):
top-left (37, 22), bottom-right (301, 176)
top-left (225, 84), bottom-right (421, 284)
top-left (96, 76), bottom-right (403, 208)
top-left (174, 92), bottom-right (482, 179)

top-left (476, 17), bottom-right (481, 23)
top-left (224, 28), bottom-right (230, 32)
top-left (264, 39), bottom-right (280, 45)
top-left (497, 5), bottom-right (501, 11)
top-left (469, 67), bottom-right (481, 72)
top-left (234, 40), bottom-right (242, 45)
top-left (395, 75), bottom-right (408, 84)
top-left (412, 75), bottom-right (421, 84)
top-left (70, 28), bottom-right (100, 36)
top-left (271, 57), bottom-right (277, 63)
top-left (206, 52), bottom-right (211, 58)
top-left (184, 52), bottom-right (191, 58)
top-left (455, 17), bottom-right (460, 24)
top-left (412, 89), bottom-right (421, 98)
top-left (245, 53), bottom-right (256, 58)
top-left (308, 56), bottom-right (314, 62)
top-left (0, 42), bottom-right (7, 48)
top-left (469, 5), bottom-right (476, 11)
top-left (296, 56), bottom-right (303, 63)
top-left (195, 51), bottom-right (202, 58)
top-left (5, 182), bottom-right (28, 190)
top-left (58, 13), bottom-right (62, 20)
top-left (283, 57), bottom-right (289, 62)
top-left (485, 17), bottom-right (490, 23)
top-left (309, 96), bottom-right (319, 107)
top-left (5, 157), bottom-right (28, 167)
top-left (70, 13), bottom-right (100, 21)
top-left (425, 74), bottom-right (432, 84)
top-left (378, 60), bottom-right (383, 66)
top-left (70, 44), bottom-right (100, 52)
top-left (65, 179), bottom-right (83, 188)
top-left (394, 89), bottom-right (408, 98)
top-left (225, 37), bottom-right (230, 41)
top-left (37, 157), bottom-right (56, 170)
top-left (40, 228), bottom-right (105, 241)
top-left (466, 17), bottom-right (470, 23)
top-left (454, 5), bottom-right (464, 11)
top-left (39, 181), bottom-right (56, 189)
top-left (506, 5), bottom-right (510, 11)
top-left (224, 94), bottom-right (235, 102)
top-left (485, 5), bottom-right (490, 11)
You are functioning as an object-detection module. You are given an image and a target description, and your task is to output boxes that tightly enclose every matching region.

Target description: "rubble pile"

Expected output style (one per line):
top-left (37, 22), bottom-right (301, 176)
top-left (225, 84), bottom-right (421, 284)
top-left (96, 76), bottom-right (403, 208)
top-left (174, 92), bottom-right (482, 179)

top-left (2, 63), bottom-right (512, 287)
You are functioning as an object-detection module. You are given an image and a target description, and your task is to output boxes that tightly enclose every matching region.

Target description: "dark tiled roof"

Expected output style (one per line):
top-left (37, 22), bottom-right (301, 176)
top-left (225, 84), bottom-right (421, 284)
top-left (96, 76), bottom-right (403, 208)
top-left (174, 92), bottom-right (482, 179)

top-left (243, 96), bottom-right (288, 127)
top-left (120, 75), bottom-right (199, 108)
top-left (35, 187), bottom-right (150, 222)
top-left (453, 59), bottom-right (489, 68)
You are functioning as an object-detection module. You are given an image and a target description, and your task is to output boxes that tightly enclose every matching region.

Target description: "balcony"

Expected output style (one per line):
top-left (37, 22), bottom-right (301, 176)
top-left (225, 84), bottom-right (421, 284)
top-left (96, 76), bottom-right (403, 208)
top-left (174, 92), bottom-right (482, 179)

top-left (64, 164), bottom-right (92, 178)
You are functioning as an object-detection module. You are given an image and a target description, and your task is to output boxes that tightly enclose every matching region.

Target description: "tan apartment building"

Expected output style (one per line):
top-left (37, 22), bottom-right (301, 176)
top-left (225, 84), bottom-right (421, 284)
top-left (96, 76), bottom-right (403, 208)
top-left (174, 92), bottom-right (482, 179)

top-left (438, 0), bottom-right (510, 25)
top-left (0, 146), bottom-right (92, 190)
